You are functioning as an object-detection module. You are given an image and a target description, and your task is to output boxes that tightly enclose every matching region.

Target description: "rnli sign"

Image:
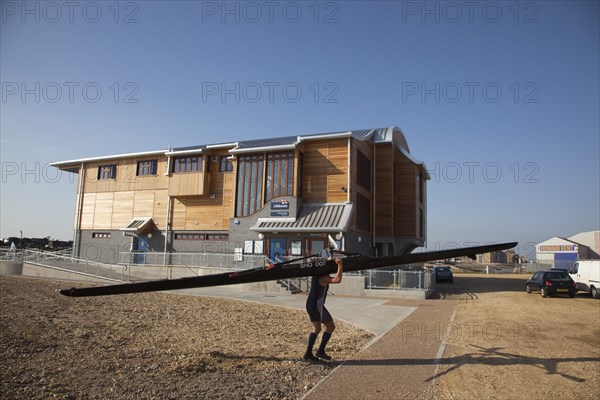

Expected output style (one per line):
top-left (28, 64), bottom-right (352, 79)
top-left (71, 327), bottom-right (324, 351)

top-left (271, 200), bottom-right (289, 210)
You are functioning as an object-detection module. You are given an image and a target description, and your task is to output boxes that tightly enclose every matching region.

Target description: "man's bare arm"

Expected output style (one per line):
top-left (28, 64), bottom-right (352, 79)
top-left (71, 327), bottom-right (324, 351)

top-left (320, 258), bottom-right (343, 286)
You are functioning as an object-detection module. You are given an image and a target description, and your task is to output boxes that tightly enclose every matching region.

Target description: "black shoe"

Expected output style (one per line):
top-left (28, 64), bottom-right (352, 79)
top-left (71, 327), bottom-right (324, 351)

top-left (303, 353), bottom-right (319, 362)
top-left (316, 351), bottom-right (332, 361)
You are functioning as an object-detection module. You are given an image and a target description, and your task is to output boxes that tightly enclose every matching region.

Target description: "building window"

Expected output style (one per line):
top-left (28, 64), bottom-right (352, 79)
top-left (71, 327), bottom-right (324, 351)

top-left (357, 150), bottom-right (371, 190)
top-left (97, 165), bottom-right (116, 180)
top-left (175, 233), bottom-right (204, 240)
top-left (173, 156), bottom-right (202, 173)
top-left (265, 152), bottom-right (294, 201)
top-left (236, 154), bottom-right (264, 217)
top-left (244, 240), bottom-right (264, 254)
top-left (206, 234), bottom-right (229, 241)
top-left (219, 156), bottom-right (233, 172)
top-left (137, 160), bottom-right (157, 176)
top-left (92, 232), bottom-right (111, 238)
top-left (290, 240), bottom-right (302, 256)
top-left (356, 192), bottom-right (371, 232)
top-left (174, 233), bottom-right (228, 240)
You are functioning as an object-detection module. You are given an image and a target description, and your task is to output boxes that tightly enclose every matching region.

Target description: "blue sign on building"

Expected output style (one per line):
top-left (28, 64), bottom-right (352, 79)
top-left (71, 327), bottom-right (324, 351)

top-left (271, 200), bottom-right (289, 210)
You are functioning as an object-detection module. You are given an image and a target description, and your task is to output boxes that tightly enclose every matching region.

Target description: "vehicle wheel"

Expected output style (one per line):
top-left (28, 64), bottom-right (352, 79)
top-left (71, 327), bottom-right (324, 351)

top-left (569, 292), bottom-right (575, 298)
top-left (526, 284), bottom-right (532, 294)
top-left (591, 286), bottom-right (599, 299)
top-left (541, 286), bottom-right (548, 298)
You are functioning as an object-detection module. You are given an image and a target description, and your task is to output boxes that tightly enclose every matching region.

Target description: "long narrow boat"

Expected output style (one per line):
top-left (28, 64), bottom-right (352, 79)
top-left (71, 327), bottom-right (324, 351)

top-left (60, 242), bottom-right (517, 297)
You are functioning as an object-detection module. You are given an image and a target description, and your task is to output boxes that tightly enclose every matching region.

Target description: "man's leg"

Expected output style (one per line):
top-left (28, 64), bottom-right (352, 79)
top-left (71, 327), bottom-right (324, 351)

top-left (316, 321), bottom-right (335, 360)
top-left (304, 322), bottom-right (321, 361)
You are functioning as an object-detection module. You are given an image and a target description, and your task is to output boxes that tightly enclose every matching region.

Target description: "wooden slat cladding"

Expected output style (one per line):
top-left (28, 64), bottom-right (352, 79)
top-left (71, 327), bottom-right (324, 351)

top-left (301, 139), bottom-right (348, 203)
top-left (394, 148), bottom-right (419, 238)
top-left (77, 190), bottom-right (168, 230)
top-left (168, 172), bottom-right (209, 196)
top-left (374, 145), bottom-right (393, 236)
top-left (170, 196), bottom-right (229, 231)
top-left (84, 157), bottom-right (169, 193)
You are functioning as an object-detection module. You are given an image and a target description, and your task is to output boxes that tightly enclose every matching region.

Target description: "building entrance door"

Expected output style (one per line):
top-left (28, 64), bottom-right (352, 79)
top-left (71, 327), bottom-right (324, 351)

top-left (133, 236), bottom-right (149, 264)
top-left (269, 238), bottom-right (286, 262)
top-left (309, 239), bottom-right (326, 258)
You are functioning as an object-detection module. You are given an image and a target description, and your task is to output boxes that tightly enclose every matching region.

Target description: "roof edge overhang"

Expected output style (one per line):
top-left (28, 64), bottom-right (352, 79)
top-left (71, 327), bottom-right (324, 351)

top-left (165, 148), bottom-right (204, 157)
top-left (251, 227), bottom-right (344, 233)
top-left (230, 144), bottom-right (298, 154)
top-left (206, 142), bottom-right (238, 149)
top-left (299, 131), bottom-right (353, 141)
top-left (51, 149), bottom-right (168, 171)
top-left (398, 146), bottom-right (431, 180)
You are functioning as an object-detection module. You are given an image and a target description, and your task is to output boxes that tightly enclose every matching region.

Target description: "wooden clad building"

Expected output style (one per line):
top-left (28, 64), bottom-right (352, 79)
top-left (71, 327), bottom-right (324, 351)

top-left (52, 127), bottom-right (429, 265)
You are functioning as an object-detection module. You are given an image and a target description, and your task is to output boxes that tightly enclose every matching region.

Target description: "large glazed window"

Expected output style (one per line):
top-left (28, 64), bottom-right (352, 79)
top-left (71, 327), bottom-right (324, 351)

top-left (356, 192), bottom-right (371, 232)
top-left (173, 156), bottom-right (202, 173)
top-left (357, 149), bottom-right (371, 190)
top-left (236, 154), bottom-right (264, 217)
top-left (265, 152), bottom-right (294, 201)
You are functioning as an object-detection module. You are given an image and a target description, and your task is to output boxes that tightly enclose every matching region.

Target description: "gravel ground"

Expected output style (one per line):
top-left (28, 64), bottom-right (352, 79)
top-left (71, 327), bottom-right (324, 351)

top-left (0, 276), bottom-right (373, 400)
top-left (433, 274), bottom-right (600, 399)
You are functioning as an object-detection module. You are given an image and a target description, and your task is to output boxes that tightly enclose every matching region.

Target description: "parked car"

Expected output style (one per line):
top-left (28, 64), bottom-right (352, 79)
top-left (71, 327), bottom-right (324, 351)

top-left (569, 260), bottom-right (600, 299)
top-left (526, 270), bottom-right (577, 298)
top-left (433, 266), bottom-right (453, 283)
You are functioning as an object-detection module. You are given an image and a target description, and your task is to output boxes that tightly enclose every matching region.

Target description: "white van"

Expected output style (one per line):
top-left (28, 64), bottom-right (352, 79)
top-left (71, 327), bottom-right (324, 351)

top-left (569, 260), bottom-right (600, 298)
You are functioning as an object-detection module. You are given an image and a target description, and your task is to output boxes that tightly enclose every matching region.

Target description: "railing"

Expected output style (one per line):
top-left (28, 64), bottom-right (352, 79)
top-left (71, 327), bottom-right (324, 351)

top-left (118, 251), bottom-right (268, 270)
top-left (1, 249), bottom-right (23, 261)
top-left (5, 249), bottom-right (435, 293)
top-left (348, 267), bottom-right (434, 291)
top-left (19, 249), bottom-right (127, 282)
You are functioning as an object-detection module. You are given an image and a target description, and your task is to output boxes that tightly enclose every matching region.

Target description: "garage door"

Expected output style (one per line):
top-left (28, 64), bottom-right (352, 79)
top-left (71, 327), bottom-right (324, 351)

top-left (554, 253), bottom-right (577, 270)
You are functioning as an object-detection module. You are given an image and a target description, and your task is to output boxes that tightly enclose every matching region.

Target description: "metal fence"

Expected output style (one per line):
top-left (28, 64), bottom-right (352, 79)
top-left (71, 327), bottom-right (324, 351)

top-left (118, 251), bottom-right (268, 270)
top-left (16, 249), bottom-right (127, 281)
top-left (348, 267), bottom-right (434, 291)
top-left (3, 249), bottom-right (434, 293)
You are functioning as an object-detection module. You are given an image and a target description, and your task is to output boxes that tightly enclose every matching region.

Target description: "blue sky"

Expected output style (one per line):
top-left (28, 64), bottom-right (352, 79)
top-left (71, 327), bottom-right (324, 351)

top-left (1, 1), bottom-right (598, 258)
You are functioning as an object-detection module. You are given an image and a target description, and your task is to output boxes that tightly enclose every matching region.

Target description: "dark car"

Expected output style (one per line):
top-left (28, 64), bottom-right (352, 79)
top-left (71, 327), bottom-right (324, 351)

top-left (526, 270), bottom-right (577, 298)
top-left (434, 266), bottom-right (453, 283)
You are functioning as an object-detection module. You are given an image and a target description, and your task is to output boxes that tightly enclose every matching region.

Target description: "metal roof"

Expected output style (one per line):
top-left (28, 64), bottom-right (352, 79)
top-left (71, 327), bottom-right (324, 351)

top-left (120, 217), bottom-right (153, 234)
top-left (251, 203), bottom-right (353, 233)
top-left (51, 127), bottom-right (418, 169)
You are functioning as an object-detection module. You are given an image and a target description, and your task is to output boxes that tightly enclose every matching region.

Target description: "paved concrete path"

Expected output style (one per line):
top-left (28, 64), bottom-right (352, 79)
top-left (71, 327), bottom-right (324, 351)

top-left (303, 299), bottom-right (457, 399)
top-left (175, 287), bottom-right (416, 338)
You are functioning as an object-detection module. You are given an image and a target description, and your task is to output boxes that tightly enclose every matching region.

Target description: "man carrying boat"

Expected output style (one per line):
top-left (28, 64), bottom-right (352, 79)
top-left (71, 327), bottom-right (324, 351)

top-left (303, 246), bottom-right (344, 362)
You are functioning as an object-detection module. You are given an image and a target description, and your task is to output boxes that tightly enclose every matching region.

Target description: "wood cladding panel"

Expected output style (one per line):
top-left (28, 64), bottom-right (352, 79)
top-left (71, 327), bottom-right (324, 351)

top-left (168, 172), bottom-right (209, 196)
top-left (394, 146), bottom-right (418, 237)
top-left (222, 173), bottom-right (235, 226)
top-left (152, 190), bottom-right (168, 230)
top-left (302, 139), bottom-right (348, 203)
top-left (171, 199), bottom-right (187, 231)
top-left (93, 192), bottom-right (114, 229)
top-left (79, 193), bottom-right (96, 229)
top-left (111, 192), bottom-right (134, 227)
top-left (133, 191), bottom-right (155, 219)
top-left (83, 157), bottom-right (169, 193)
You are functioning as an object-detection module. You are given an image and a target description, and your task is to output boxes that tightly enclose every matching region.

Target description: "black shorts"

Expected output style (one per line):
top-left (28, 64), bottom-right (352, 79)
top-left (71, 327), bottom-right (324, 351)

top-left (306, 302), bottom-right (332, 324)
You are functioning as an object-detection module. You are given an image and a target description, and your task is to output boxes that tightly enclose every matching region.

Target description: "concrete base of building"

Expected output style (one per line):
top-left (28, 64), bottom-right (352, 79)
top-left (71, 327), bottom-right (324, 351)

top-left (0, 261), bottom-right (23, 275)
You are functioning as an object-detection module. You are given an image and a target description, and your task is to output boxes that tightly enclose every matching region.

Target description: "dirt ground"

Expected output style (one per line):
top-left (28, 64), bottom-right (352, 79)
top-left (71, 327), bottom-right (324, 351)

top-left (0, 276), bottom-right (372, 400)
top-left (433, 274), bottom-right (600, 399)
top-left (1, 273), bottom-right (599, 399)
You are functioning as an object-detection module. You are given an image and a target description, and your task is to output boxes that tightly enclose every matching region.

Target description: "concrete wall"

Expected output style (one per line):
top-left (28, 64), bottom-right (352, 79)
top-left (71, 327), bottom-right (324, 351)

top-left (0, 261), bottom-right (23, 275)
